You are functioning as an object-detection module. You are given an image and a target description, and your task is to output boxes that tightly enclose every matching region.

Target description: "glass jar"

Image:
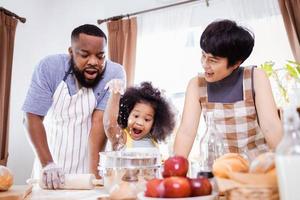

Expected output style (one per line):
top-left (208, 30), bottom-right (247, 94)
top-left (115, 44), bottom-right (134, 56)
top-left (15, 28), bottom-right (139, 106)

top-left (198, 112), bottom-right (223, 194)
top-left (197, 171), bottom-right (219, 194)
top-left (199, 111), bottom-right (224, 172)
top-left (275, 106), bottom-right (300, 200)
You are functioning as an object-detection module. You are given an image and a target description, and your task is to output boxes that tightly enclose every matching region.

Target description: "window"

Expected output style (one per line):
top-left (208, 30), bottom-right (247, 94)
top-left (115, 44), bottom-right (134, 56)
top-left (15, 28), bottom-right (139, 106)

top-left (134, 0), bottom-right (293, 161)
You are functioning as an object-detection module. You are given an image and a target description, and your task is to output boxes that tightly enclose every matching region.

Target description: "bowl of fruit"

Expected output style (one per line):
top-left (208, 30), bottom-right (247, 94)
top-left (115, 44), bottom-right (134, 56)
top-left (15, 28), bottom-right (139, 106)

top-left (138, 156), bottom-right (218, 200)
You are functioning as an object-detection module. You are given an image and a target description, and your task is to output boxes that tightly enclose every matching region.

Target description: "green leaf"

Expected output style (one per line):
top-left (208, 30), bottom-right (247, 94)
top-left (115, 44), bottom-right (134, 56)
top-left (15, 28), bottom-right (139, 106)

top-left (287, 60), bottom-right (300, 66)
top-left (278, 86), bottom-right (289, 103)
top-left (285, 64), bottom-right (299, 79)
top-left (260, 62), bottom-right (274, 76)
top-left (297, 66), bottom-right (300, 74)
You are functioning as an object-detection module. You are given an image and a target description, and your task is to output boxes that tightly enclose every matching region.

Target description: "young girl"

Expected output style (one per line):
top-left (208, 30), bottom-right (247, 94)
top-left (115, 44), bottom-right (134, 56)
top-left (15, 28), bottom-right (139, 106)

top-left (104, 79), bottom-right (175, 150)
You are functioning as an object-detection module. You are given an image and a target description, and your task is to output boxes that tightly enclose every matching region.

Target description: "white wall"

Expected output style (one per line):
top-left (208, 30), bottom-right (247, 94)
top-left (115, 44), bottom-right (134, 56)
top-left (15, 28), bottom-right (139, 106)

top-left (2, 0), bottom-right (171, 184)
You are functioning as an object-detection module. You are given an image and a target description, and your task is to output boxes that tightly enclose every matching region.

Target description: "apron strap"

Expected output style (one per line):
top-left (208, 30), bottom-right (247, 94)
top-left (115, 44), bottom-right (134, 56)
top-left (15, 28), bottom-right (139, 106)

top-left (251, 65), bottom-right (260, 125)
top-left (63, 65), bottom-right (73, 81)
top-left (251, 66), bottom-right (256, 100)
top-left (243, 66), bottom-right (256, 101)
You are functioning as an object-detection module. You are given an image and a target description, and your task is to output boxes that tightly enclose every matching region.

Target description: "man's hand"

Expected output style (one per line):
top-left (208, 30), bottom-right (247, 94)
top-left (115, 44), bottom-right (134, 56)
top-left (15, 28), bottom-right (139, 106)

top-left (41, 162), bottom-right (65, 189)
top-left (105, 79), bottom-right (125, 95)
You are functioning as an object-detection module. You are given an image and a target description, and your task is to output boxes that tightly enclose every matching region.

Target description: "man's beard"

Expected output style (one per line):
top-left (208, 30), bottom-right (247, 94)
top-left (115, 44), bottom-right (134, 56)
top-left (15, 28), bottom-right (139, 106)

top-left (70, 58), bottom-right (105, 88)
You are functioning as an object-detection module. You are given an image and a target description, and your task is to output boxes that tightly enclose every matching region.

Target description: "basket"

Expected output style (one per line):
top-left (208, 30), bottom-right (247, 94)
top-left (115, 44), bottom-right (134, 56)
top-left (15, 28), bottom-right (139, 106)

top-left (225, 185), bottom-right (279, 200)
top-left (216, 171), bottom-right (279, 200)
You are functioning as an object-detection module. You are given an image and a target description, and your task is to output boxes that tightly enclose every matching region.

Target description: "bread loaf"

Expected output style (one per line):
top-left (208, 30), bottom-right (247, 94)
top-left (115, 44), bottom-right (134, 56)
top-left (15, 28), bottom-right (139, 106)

top-left (249, 152), bottom-right (275, 173)
top-left (212, 153), bottom-right (249, 178)
top-left (0, 165), bottom-right (14, 191)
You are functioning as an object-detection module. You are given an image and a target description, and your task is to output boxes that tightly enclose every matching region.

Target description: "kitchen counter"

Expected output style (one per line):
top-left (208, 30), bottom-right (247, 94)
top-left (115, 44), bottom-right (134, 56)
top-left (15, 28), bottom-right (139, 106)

top-left (24, 187), bottom-right (225, 200)
top-left (25, 186), bottom-right (109, 200)
top-left (9, 185), bottom-right (224, 200)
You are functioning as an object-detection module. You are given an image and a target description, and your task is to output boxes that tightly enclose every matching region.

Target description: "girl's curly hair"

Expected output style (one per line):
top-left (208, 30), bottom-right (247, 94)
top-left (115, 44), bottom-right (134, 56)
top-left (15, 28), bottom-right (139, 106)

top-left (117, 82), bottom-right (176, 142)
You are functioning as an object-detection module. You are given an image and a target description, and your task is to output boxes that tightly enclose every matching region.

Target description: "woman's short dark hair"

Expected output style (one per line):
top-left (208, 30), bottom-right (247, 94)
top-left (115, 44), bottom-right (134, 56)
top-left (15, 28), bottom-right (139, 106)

top-left (200, 19), bottom-right (254, 67)
top-left (118, 82), bottom-right (176, 142)
top-left (71, 24), bottom-right (107, 42)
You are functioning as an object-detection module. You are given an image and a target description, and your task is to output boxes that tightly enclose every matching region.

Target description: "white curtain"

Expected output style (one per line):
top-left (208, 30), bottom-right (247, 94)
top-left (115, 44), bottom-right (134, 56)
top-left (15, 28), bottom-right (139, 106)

top-left (136, 3), bottom-right (198, 160)
top-left (138, 2), bottom-right (194, 35)
top-left (136, 2), bottom-right (198, 94)
top-left (135, 0), bottom-right (293, 91)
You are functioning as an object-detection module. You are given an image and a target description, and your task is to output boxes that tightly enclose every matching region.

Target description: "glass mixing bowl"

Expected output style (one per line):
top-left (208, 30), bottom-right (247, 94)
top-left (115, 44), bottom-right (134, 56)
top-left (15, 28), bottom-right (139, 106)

top-left (98, 148), bottom-right (161, 199)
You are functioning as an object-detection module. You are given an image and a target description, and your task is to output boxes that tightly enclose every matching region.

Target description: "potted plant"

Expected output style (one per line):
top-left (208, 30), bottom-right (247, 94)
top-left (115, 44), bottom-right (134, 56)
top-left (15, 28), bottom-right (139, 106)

top-left (260, 60), bottom-right (300, 115)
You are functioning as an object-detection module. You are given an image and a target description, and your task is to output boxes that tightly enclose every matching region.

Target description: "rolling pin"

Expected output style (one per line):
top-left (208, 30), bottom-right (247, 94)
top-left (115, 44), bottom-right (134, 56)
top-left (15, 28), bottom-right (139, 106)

top-left (27, 174), bottom-right (103, 190)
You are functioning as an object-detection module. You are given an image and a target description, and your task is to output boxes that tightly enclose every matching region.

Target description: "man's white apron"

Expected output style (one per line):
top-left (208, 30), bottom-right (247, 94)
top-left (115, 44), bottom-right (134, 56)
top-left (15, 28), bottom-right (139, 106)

top-left (32, 75), bottom-right (96, 178)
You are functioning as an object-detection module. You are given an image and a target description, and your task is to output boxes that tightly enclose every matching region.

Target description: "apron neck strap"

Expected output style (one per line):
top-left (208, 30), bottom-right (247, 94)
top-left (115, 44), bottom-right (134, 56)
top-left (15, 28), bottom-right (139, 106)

top-left (63, 63), bottom-right (73, 81)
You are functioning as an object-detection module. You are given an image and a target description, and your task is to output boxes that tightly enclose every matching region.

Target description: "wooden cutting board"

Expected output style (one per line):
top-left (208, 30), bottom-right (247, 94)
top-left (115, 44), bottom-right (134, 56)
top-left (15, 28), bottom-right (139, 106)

top-left (0, 185), bottom-right (32, 200)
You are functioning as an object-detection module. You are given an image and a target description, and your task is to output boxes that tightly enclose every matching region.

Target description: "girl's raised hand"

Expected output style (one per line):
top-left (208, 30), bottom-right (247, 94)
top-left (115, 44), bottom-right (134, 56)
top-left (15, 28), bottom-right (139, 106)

top-left (105, 79), bottom-right (125, 95)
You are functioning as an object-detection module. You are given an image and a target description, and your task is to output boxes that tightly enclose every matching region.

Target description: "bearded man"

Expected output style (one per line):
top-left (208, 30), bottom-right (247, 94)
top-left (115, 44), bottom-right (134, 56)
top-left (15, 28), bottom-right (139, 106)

top-left (22, 24), bottom-right (126, 189)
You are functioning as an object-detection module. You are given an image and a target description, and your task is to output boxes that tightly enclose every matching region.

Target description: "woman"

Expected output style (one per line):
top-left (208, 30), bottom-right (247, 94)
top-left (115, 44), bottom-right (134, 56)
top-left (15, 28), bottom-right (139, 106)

top-left (174, 19), bottom-right (283, 160)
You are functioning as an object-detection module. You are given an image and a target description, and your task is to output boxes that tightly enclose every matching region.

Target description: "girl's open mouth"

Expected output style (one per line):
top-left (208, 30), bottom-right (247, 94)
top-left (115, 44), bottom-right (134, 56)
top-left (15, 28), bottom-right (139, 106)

top-left (132, 128), bottom-right (142, 135)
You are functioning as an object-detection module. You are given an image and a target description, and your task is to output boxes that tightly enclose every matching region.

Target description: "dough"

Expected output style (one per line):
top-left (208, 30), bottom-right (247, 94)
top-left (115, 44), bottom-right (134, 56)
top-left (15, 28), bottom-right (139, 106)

top-left (109, 181), bottom-right (137, 200)
top-left (39, 174), bottom-right (96, 190)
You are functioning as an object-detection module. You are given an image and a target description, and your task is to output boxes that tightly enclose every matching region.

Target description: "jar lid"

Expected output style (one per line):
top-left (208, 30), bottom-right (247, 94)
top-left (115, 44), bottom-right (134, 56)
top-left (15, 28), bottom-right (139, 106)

top-left (197, 171), bottom-right (214, 178)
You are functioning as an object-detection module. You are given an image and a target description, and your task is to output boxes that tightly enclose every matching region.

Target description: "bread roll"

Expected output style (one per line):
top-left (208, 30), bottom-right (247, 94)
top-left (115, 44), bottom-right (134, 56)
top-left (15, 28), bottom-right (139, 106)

top-left (249, 152), bottom-right (275, 173)
top-left (0, 165), bottom-right (14, 191)
top-left (212, 153), bottom-right (249, 178)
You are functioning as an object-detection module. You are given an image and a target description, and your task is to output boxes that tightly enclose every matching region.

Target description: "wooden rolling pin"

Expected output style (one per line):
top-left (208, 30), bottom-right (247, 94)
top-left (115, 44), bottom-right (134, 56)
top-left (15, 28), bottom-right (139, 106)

top-left (27, 174), bottom-right (103, 190)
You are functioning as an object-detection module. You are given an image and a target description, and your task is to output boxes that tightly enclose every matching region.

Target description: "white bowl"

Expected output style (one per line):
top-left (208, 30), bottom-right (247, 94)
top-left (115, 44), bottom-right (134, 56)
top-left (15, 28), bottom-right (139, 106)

top-left (137, 192), bottom-right (218, 200)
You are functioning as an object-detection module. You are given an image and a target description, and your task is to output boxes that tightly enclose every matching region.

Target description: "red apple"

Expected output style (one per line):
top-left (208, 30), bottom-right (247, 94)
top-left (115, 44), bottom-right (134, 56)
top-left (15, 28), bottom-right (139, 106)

top-left (162, 155), bottom-right (189, 177)
top-left (189, 177), bottom-right (212, 196)
top-left (163, 176), bottom-right (191, 198)
top-left (145, 178), bottom-right (165, 198)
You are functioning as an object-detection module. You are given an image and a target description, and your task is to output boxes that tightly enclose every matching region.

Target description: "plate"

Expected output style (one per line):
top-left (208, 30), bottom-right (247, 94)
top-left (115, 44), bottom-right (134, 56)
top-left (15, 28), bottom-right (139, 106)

top-left (137, 192), bottom-right (218, 200)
